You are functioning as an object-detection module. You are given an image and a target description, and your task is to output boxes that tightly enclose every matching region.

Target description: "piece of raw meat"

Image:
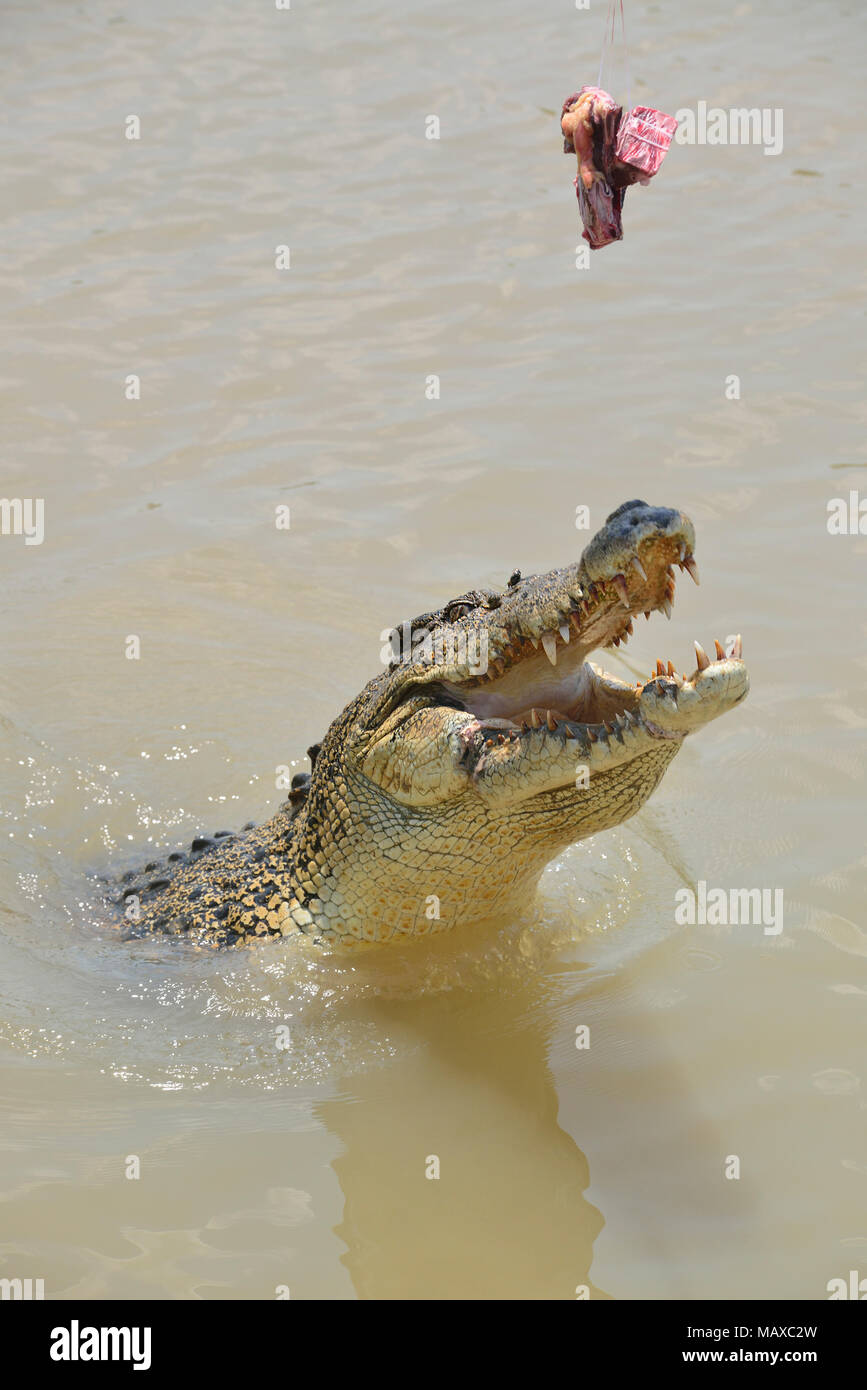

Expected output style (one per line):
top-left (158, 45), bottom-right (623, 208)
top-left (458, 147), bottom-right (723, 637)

top-left (614, 106), bottom-right (677, 183)
top-left (561, 88), bottom-right (677, 248)
top-left (561, 87), bottom-right (624, 249)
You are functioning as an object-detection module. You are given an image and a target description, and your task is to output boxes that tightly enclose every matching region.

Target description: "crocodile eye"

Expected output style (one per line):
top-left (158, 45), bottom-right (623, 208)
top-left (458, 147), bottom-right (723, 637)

top-left (447, 603), bottom-right (473, 621)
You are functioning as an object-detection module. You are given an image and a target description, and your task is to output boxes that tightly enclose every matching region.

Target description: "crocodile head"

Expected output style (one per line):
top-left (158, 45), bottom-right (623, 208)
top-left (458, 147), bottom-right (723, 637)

top-left (297, 499), bottom-right (748, 943)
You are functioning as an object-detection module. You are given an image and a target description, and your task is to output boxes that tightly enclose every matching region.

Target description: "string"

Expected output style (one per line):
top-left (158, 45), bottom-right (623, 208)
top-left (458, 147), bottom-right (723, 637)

top-left (597, 0), bottom-right (615, 88)
top-left (620, 0), bottom-right (634, 115)
top-left (597, 0), bottom-right (634, 115)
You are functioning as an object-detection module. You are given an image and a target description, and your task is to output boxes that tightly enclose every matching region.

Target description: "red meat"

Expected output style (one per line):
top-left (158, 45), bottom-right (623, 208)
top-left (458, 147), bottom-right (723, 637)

top-left (561, 88), bottom-right (677, 248)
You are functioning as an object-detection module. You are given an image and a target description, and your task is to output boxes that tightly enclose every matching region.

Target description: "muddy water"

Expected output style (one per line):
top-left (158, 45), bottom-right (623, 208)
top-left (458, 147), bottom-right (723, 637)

top-left (1, 0), bottom-right (865, 1300)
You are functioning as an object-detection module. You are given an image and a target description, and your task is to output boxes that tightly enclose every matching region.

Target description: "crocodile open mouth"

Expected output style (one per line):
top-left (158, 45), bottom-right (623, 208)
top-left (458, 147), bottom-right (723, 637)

top-left (455, 634), bottom-right (745, 751)
top-left (443, 528), bottom-right (746, 751)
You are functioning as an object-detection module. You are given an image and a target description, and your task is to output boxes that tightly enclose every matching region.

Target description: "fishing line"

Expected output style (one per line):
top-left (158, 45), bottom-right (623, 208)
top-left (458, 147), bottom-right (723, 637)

top-left (597, 0), bottom-right (634, 114)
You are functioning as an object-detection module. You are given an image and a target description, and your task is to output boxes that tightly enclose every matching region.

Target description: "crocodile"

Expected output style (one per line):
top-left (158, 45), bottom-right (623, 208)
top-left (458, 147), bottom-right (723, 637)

top-left (112, 500), bottom-right (748, 948)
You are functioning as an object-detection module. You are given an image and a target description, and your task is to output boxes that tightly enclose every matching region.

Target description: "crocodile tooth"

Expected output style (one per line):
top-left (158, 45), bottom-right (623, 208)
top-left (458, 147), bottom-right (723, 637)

top-left (632, 556), bottom-right (648, 582)
top-left (714, 638), bottom-right (725, 660)
top-left (667, 565), bottom-right (676, 579)
top-left (565, 726), bottom-right (577, 740)
top-left (546, 710), bottom-right (558, 732)
top-left (625, 619), bottom-right (634, 635)
top-left (694, 641), bottom-right (710, 671)
top-left (559, 623), bottom-right (570, 644)
top-left (732, 633), bottom-right (743, 658)
top-left (520, 722), bottom-right (530, 732)
top-left (667, 661), bottom-right (676, 678)
top-left (530, 709), bottom-right (543, 728)
top-left (587, 728), bottom-right (598, 742)
top-left (541, 633), bottom-right (558, 666)
top-left (683, 556), bottom-right (700, 585)
top-left (613, 574), bottom-right (630, 607)
top-left (644, 611), bottom-right (651, 621)
top-left (656, 659), bottom-right (666, 676)
top-left (529, 635), bottom-right (540, 649)
top-left (661, 598), bottom-right (673, 619)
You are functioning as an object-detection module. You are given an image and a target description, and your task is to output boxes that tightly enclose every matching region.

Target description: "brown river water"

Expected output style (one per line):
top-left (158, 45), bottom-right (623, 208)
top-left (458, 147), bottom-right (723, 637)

top-left (1, 0), bottom-right (865, 1300)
